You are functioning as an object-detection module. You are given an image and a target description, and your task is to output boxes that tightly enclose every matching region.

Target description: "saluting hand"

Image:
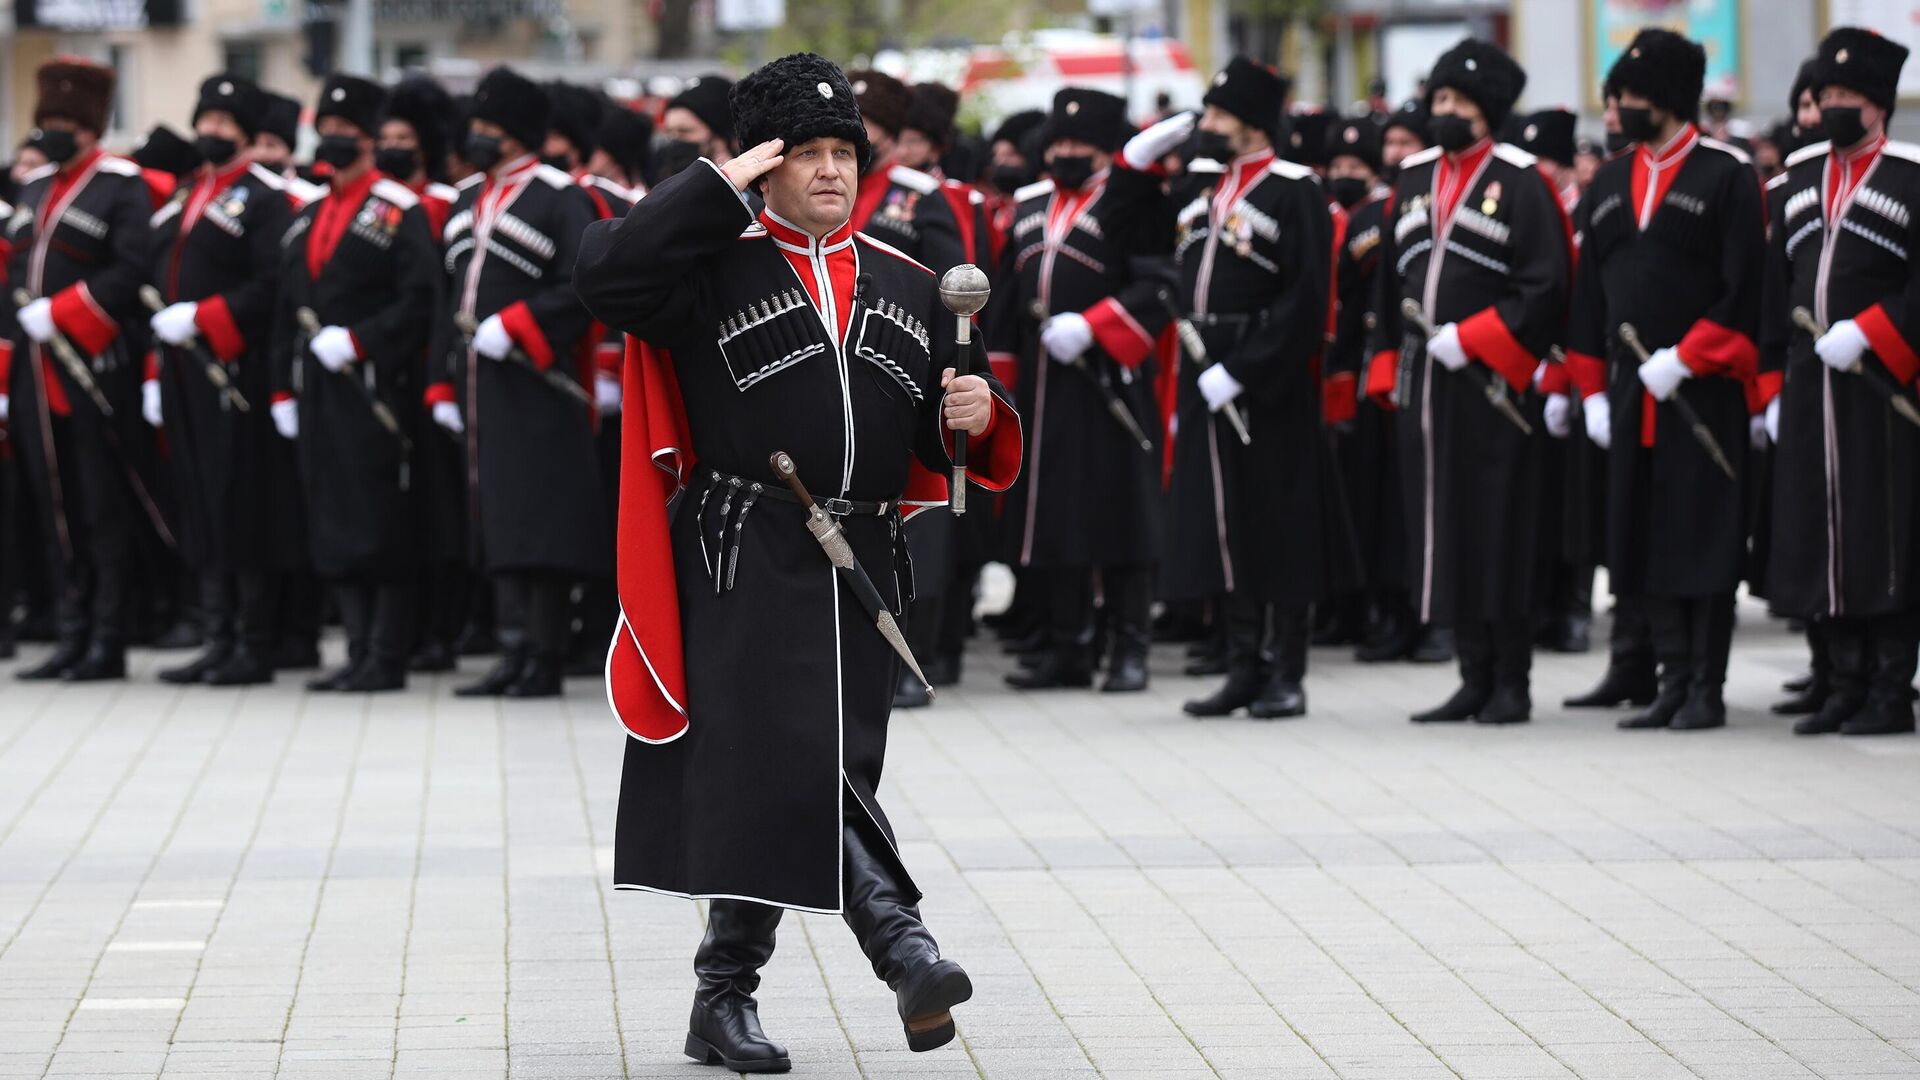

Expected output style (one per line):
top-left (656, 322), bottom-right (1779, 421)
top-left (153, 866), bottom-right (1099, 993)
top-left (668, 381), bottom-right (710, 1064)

top-left (941, 369), bottom-right (993, 438)
top-left (721, 139), bottom-right (786, 192)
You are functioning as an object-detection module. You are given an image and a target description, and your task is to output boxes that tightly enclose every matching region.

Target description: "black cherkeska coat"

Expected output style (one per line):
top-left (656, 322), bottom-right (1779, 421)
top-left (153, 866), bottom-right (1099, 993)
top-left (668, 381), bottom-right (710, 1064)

top-left (1, 152), bottom-right (168, 564)
top-left (149, 160), bottom-right (295, 573)
top-left (1160, 151), bottom-right (1332, 607)
top-left (439, 156), bottom-right (607, 578)
top-left (986, 167), bottom-right (1171, 569)
top-left (271, 173), bottom-right (442, 580)
top-left (576, 162), bottom-right (1019, 913)
top-left (1331, 191), bottom-right (1407, 592)
top-left (1762, 138), bottom-right (1920, 620)
top-left (1366, 140), bottom-right (1572, 626)
top-left (1565, 131), bottom-right (1764, 598)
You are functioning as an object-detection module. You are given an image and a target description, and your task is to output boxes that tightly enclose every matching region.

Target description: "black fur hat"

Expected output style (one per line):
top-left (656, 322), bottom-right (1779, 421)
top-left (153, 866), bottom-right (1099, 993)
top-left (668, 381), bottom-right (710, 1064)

top-left (1515, 108), bottom-right (1576, 166)
top-left (596, 105), bottom-right (654, 183)
top-left (471, 66), bottom-right (550, 152)
top-left (1284, 110), bottom-right (1331, 166)
top-left (133, 124), bottom-right (204, 177)
top-left (1789, 57), bottom-right (1825, 114)
top-left (315, 74), bottom-right (387, 137)
top-left (730, 53), bottom-right (872, 171)
top-left (905, 83), bottom-right (959, 145)
top-left (1326, 117), bottom-right (1382, 173)
top-left (669, 74), bottom-right (734, 143)
top-left (546, 81), bottom-right (607, 156)
top-left (33, 57), bottom-right (115, 135)
top-left (1203, 57), bottom-right (1290, 139)
top-left (1381, 99), bottom-right (1431, 147)
top-left (1816, 27), bottom-right (1910, 113)
top-left (383, 75), bottom-right (454, 182)
top-left (991, 109), bottom-right (1046, 153)
top-left (1425, 38), bottom-right (1528, 132)
top-left (848, 68), bottom-right (912, 137)
top-left (260, 92), bottom-right (302, 149)
top-left (1606, 28), bottom-right (1706, 122)
top-left (1044, 87), bottom-right (1130, 153)
top-left (193, 74), bottom-right (266, 138)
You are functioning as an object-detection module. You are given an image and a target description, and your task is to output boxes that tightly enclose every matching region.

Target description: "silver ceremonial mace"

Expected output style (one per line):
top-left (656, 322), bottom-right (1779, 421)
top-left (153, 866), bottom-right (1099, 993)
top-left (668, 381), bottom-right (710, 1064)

top-left (938, 264), bottom-right (992, 515)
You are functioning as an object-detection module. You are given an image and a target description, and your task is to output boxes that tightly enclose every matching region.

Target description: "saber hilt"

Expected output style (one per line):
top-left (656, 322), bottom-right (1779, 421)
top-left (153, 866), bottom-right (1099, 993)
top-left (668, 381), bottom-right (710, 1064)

top-left (939, 264), bottom-right (992, 515)
top-left (1158, 290), bottom-right (1251, 446)
top-left (1399, 299), bottom-right (1533, 436)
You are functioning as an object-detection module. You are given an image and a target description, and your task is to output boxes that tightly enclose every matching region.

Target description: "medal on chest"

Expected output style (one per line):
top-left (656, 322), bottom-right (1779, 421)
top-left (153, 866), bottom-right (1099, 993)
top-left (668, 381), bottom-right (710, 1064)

top-left (1480, 180), bottom-right (1501, 218)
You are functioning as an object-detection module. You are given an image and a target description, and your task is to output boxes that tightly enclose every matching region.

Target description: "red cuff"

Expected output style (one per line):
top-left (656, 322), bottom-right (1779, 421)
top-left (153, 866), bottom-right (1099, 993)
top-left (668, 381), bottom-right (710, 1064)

top-left (1115, 148), bottom-right (1168, 176)
top-left (1083, 298), bottom-right (1156, 370)
top-left (1323, 372), bottom-right (1358, 425)
top-left (1538, 363), bottom-right (1571, 395)
top-left (949, 392), bottom-right (1022, 492)
top-left (271, 390), bottom-right (294, 405)
top-left (143, 351), bottom-right (159, 382)
top-left (1857, 303), bottom-right (1920, 385)
top-left (0, 340), bottom-right (12, 387)
top-left (423, 382), bottom-right (456, 407)
top-left (597, 341), bottom-right (625, 375)
top-left (988, 351), bottom-right (1019, 393)
top-left (192, 295), bottom-right (247, 362)
top-left (1564, 350), bottom-right (1607, 399)
top-left (1675, 318), bottom-right (1758, 379)
top-left (1364, 349), bottom-right (1398, 409)
top-left (1456, 307), bottom-right (1538, 393)
top-left (1751, 370), bottom-right (1784, 410)
top-left (49, 283), bottom-right (118, 357)
top-left (498, 301), bottom-right (555, 371)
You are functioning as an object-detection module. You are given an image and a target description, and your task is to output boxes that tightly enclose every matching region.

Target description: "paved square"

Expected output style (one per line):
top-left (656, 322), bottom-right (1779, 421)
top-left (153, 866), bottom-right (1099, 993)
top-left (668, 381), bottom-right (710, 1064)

top-left (3, 595), bottom-right (1918, 1079)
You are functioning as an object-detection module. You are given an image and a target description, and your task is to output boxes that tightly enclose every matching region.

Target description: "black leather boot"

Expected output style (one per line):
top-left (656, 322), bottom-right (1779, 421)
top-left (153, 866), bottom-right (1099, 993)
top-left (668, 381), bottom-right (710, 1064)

top-left (456, 647), bottom-right (527, 697)
top-left (1004, 650), bottom-right (1092, 689)
top-left (18, 636), bottom-right (87, 681)
top-left (64, 638), bottom-right (127, 682)
top-left (1477, 621), bottom-right (1532, 724)
top-left (1774, 621), bottom-right (1829, 714)
top-left (1565, 656), bottom-right (1658, 709)
top-left (685, 900), bottom-right (790, 1073)
top-left (894, 665), bottom-right (932, 708)
top-left (504, 656), bottom-right (564, 698)
top-left (842, 818), bottom-right (971, 1053)
top-left (1183, 666), bottom-right (1263, 717)
top-left (205, 647), bottom-right (274, 686)
top-left (1845, 616), bottom-right (1918, 736)
top-left (1249, 607), bottom-right (1307, 719)
top-left (1618, 675), bottom-right (1687, 729)
top-left (1620, 597), bottom-right (1690, 729)
top-left (1097, 566), bottom-right (1151, 693)
top-left (1355, 601), bottom-right (1418, 663)
top-left (409, 640), bottom-right (457, 673)
top-left (1669, 597), bottom-right (1731, 731)
top-left (1409, 624), bottom-right (1454, 663)
top-left (340, 658), bottom-right (406, 692)
top-left (159, 643), bottom-right (231, 685)
top-left (1413, 623), bottom-right (1490, 723)
top-left (1100, 648), bottom-right (1149, 693)
top-left (1797, 621), bottom-right (1865, 735)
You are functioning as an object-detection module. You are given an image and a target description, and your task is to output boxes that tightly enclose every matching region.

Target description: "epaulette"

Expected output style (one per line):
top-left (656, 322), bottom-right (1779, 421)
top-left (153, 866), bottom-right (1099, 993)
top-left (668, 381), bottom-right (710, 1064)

top-left (1884, 140), bottom-right (1920, 165)
top-left (887, 164), bottom-right (940, 195)
top-left (855, 231), bottom-right (934, 275)
top-left (1699, 137), bottom-right (1752, 166)
top-left (1014, 178), bottom-right (1056, 202)
top-left (585, 174), bottom-right (637, 202)
top-left (533, 164), bottom-right (574, 189)
top-left (1492, 143), bottom-right (1537, 169)
top-left (1765, 171), bottom-right (1792, 192)
top-left (21, 162), bottom-right (57, 185)
top-left (372, 177), bottom-right (420, 209)
top-left (96, 156), bottom-right (142, 178)
top-left (1785, 140), bottom-right (1831, 169)
top-left (248, 162), bottom-right (287, 191)
top-left (426, 182), bottom-right (459, 203)
top-left (1269, 159), bottom-right (1313, 180)
top-left (456, 172), bottom-right (487, 191)
top-left (1401, 145), bottom-right (1443, 169)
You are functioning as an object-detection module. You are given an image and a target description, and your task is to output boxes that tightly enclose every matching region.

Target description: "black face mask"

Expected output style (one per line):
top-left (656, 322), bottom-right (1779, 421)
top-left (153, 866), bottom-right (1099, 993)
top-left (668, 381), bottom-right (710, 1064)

top-left (465, 132), bottom-right (504, 172)
top-left (1327, 176), bottom-right (1371, 209)
top-left (193, 134), bottom-right (238, 167)
top-left (314, 133), bottom-right (361, 170)
top-left (1048, 154), bottom-right (1096, 190)
top-left (32, 128), bottom-right (78, 166)
top-left (1821, 106), bottom-right (1867, 150)
top-left (1616, 106), bottom-right (1659, 143)
top-left (1188, 131), bottom-right (1233, 163)
top-left (1788, 122), bottom-right (1822, 152)
top-left (1429, 114), bottom-right (1477, 153)
top-left (375, 146), bottom-right (420, 179)
top-left (1604, 132), bottom-right (1634, 156)
top-left (989, 163), bottom-right (1032, 195)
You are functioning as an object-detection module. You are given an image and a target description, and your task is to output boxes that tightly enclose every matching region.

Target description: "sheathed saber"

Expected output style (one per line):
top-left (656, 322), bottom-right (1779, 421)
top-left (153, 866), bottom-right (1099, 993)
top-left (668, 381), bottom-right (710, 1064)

top-left (1791, 306), bottom-right (1920, 429)
top-left (1617, 323), bottom-right (1738, 482)
top-left (138, 286), bottom-right (250, 412)
top-left (1398, 299), bottom-right (1533, 435)
top-left (939, 264), bottom-right (991, 515)
top-left (1157, 290), bottom-right (1251, 445)
top-left (12, 288), bottom-right (113, 417)
top-left (770, 451), bottom-right (933, 701)
top-left (453, 310), bottom-right (593, 406)
top-left (296, 307), bottom-right (410, 454)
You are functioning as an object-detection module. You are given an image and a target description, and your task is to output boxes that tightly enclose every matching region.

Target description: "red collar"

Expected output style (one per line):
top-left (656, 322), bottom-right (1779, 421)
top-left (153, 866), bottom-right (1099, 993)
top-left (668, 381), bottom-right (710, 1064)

top-left (484, 155), bottom-right (539, 196)
top-left (1443, 137), bottom-right (1495, 173)
top-left (1636, 124), bottom-right (1699, 169)
top-left (198, 156), bottom-right (254, 190)
top-left (759, 206), bottom-right (855, 252)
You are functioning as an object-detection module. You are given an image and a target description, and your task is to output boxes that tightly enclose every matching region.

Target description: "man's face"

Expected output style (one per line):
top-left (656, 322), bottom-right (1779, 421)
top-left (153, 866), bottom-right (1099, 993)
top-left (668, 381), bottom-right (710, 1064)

top-left (1818, 84), bottom-right (1885, 135)
top-left (895, 127), bottom-right (936, 171)
top-left (991, 140), bottom-right (1025, 168)
top-left (316, 115), bottom-right (371, 165)
top-left (1574, 150), bottom-right (1601, 188)
top-left (862, 119), bottom-right (896, 167)
top-left (1326, 154), bottom-right (1376, 184)
top-left (254, 133), bottom-right (292, 168)
top-left (1429, 88), bottom-right (1487, 139)
top-left (763, 136), bottom-right (857, 234)
top-left (379, 119), bottom-right (420, 153)
top-left (1754, 139), bottom-right (1783, 178)
top-left (1199, 105), bottom-right (1264, 156)
top-left (194, 110), bottom-right (246, 145)
top-left (1602, 96), bottom-right (1621, 135)
top-left (662, 107), bottom-right (712, 146)
top-left (542, 132), bottom-right (580, 170)
top-left (1796, 88), bottom-right (1821, 130)
top-left (1382, 126), bottom-right (1424, 168)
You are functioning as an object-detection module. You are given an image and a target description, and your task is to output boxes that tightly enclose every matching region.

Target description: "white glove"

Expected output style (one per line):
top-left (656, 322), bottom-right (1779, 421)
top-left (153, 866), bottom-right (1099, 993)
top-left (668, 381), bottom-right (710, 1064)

top-left (1637, 346), bottom-right (1691, 402)
top-left (18, 298), bottom-right (55, 344)
top-left (271, 397), bottom-right (298, 440)
top-left (1543, 392), bottom-right (1572, 438)
top-left (1749, 413), bottom-right (1770, 450)
top-left (1123, 111), bottom-right (1196, 167)
top-left (433, 400), bottom-right (465, 434)
top-left (1815, 318), bottom-right (1868, 372)
top-left (472, 313), bottom-right (512, 360)
top-left (141, 380), bottom-right (163, 428)
top-left (310, 326), bottom-right (358, 373)
top-left (1584, 393), bottom-right (1613, 449)
top-left (150, 302), bottom-right (200, 347)
top-left (595, 371), bottom-right (622, 415)
top-left (1765, 396), bottom-right (1781, 444)
top-left (0, 392), bottom-right (9, 423)
top-left (1427, 323), bottom-right (1468, 371)
top-left (1040, 312), bottom-right (1093, 364)
top-left (1197, 364), bottom-right (1243, 413)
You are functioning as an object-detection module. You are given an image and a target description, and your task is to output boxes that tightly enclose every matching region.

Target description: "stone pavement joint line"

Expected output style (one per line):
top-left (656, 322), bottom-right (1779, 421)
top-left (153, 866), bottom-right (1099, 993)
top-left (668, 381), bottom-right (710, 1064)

top-left (2, 600), bottom-right (1919, 1079)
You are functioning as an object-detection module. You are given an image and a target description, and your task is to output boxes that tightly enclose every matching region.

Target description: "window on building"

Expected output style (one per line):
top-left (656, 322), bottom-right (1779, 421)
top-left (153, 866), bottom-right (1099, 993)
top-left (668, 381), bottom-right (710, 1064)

top-left (107, 44), bottom-right (131, 137)
top-left (393, 43), bottom-right (429, 71)
top-left (223, 42), bottom-right (265, 84)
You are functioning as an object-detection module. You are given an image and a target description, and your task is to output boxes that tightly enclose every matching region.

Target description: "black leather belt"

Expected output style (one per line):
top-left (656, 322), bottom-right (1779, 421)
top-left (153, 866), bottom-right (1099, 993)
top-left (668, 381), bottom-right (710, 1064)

top-left (698, 466), bottom-right (894, 517)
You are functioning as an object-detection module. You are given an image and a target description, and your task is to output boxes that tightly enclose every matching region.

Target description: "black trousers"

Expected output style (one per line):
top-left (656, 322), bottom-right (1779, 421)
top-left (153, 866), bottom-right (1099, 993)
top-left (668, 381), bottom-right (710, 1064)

top-left (20, 413), bottom-right (135, 648)
top-left (494, 569), bottom-right (570, 661)
top-left (1608, 592), bottom-right (1654, 665)
top-left (1645, 593), bottom-right (1734, 700)
top-left (1455, 619), bottom-right (1532, 690)
top-left (193, 569), bottom-right (277, 654)
top-left (1825, 612), bottom-right (1920, 709)
top-left (1224, 590), bottom-right (1308, 683)
top-left (334, 578), bottom-right (416, 667)
top-left (1047, 564), bottom-right (1151, 662)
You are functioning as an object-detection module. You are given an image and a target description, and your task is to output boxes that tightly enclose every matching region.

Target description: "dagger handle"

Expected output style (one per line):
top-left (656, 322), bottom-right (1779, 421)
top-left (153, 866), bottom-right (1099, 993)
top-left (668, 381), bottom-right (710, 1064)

top-left (770, 451), bottom-right (820, 511)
